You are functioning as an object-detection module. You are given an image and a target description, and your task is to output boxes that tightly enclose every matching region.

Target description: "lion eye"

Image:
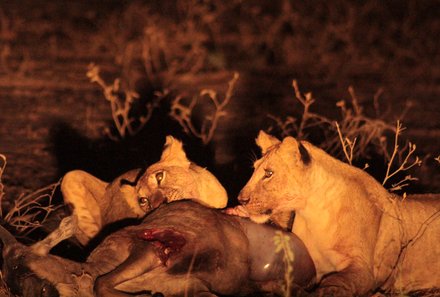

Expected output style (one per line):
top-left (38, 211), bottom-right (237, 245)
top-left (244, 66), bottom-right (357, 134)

top-left (138, 197), bottom-right (149, 206)
top-left (264, 169), bottom-right (274, 179)
top-left (155, 171), bottom-right (164, 185)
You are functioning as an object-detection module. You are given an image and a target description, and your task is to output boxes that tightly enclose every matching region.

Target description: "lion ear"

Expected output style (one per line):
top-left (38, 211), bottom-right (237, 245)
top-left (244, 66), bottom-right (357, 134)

top-left (160, 136), bottom-right (191, 167)
top-left (281, 137), bottom-right (311, 165)
top-left (256, 130), bottom-right (280, 154)
top-left (280, 136), bottom-right (299, 151)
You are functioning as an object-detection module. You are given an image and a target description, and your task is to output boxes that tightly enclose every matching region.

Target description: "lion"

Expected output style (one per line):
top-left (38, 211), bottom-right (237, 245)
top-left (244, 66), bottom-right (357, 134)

top-left (32, 135), bottom-right (228, 254)
top-left (235, 130), bottom-right (440, 296)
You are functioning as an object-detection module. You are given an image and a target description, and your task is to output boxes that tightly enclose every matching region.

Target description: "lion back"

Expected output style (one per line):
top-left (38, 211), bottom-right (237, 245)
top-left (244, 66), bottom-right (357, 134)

top-left (374, 194), bottom-right (440, 292)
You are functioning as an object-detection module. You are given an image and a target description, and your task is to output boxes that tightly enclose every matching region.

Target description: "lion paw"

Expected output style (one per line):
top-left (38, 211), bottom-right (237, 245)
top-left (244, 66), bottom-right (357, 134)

top-left (313, 285), bottom-right (353, 297)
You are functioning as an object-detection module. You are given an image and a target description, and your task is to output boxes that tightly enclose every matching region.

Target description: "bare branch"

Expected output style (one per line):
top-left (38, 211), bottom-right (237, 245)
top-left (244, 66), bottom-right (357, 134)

top-left (87, 63), bottom-right (164, 140)
top-left (170, 72), bottom-right (239, 145)
top-left (2, 179), bottom-right (62, 237)
top-left (382, 121), bottom-right (422, 191)
top-left (335, 122), bottom-right (356, 165)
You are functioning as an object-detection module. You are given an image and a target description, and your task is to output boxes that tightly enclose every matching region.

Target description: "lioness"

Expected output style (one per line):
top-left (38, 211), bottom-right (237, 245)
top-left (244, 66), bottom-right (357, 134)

top-left (32, 135), bottom-right (228, 254)
top-left (236, 130), bottom-right (440, 296)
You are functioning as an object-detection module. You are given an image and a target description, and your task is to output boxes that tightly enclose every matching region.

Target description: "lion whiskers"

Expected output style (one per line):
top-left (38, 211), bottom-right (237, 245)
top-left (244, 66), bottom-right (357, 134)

top-left (246, 150), bottom-right (259, 167)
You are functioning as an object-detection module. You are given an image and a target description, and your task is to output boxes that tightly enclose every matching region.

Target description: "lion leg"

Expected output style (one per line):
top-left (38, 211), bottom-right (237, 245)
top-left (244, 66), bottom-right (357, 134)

top-left (61, 170), bottom-right (108, 245)
top-left (316, 264), bottom-right (375, 296)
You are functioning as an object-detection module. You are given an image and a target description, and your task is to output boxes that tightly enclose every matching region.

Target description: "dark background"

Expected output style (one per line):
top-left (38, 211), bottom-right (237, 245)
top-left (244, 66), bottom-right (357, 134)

top-left (0, 0), bottom-right (439, 207)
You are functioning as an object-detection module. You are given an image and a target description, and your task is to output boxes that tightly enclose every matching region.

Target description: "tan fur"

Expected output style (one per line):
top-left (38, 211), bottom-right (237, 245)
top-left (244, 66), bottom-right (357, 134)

top-left (36, 136), bottom-right (227, 249)
top-left (59, 169), bottom-right (147, 246)
top-left (137, 136), bottom-right (228, 209)
top-left (238, 130), bottom-right (440, 296)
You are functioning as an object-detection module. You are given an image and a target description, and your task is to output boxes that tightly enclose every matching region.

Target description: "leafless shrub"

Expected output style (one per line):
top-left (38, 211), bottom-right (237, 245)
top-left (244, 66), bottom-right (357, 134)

top-left (88, 2), bottom-right (236, 141)
top-left (335, 118), bottom-right (421, 193)
top-left (268, 80), bottom-right (395, 161)
top-left (327, 86), bottom-right (396, 160)
top-left (382, 121), bottom-right (421, 192)
top-left (269, 81), bottom-right (423, 191)
top-left (0, 154), bottom-right (62, 239)
top-left (1, 181), bottom-right (62, 238)
top-left (335, 121), bottom-right (357, 166)
top-left (268, 80), bottom-right (332, 139)
top-left (87, 63), bottom-right (166, 140)
top-left (170, 72), bottom-right (239, 145)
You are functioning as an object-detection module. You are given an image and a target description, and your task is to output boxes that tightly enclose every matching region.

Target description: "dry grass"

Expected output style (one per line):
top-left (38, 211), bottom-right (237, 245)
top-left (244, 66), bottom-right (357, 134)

top-left (1, 181), bottom-right (62, 239)
top-left (0, 155), bottom-right (61, 240)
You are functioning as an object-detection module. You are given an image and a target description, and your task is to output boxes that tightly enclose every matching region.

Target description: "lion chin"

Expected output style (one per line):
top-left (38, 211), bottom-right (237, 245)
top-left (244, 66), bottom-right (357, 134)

top-left (249, 213), bottom-right (271, 224)
top-left (236, 130), bottom-right (440, 296)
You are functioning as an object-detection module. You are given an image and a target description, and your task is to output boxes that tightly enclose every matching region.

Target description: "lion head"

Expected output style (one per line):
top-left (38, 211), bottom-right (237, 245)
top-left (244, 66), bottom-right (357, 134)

top-left (135, 136), bottom-right (228, 209)
top-left (238, 130), bottom-right (313, 224)
top-left (61, 135), bottom-right (228, 245)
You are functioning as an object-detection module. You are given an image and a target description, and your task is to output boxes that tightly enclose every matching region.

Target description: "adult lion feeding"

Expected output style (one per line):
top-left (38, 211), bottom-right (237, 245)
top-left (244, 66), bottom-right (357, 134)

top-left (31, 135), bottom-right (228, 254)
top-left (236, 130), bottom-right (440, 296)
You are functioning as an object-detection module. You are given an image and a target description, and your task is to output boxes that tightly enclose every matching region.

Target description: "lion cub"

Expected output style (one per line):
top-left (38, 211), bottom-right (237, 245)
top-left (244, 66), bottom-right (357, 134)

top-left (235, 130), bottom-right (440, 296)
top-left (32, 136), bottom-right (227, 254)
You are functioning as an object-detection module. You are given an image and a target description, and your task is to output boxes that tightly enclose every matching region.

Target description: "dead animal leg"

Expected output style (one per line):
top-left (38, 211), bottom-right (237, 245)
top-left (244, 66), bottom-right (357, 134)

top-left (84, 233), bottom-right (134, 278)
top-left (31, 216), bottom-right (77, 255)
top-left (94, 243), bottom-right (161, 297)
